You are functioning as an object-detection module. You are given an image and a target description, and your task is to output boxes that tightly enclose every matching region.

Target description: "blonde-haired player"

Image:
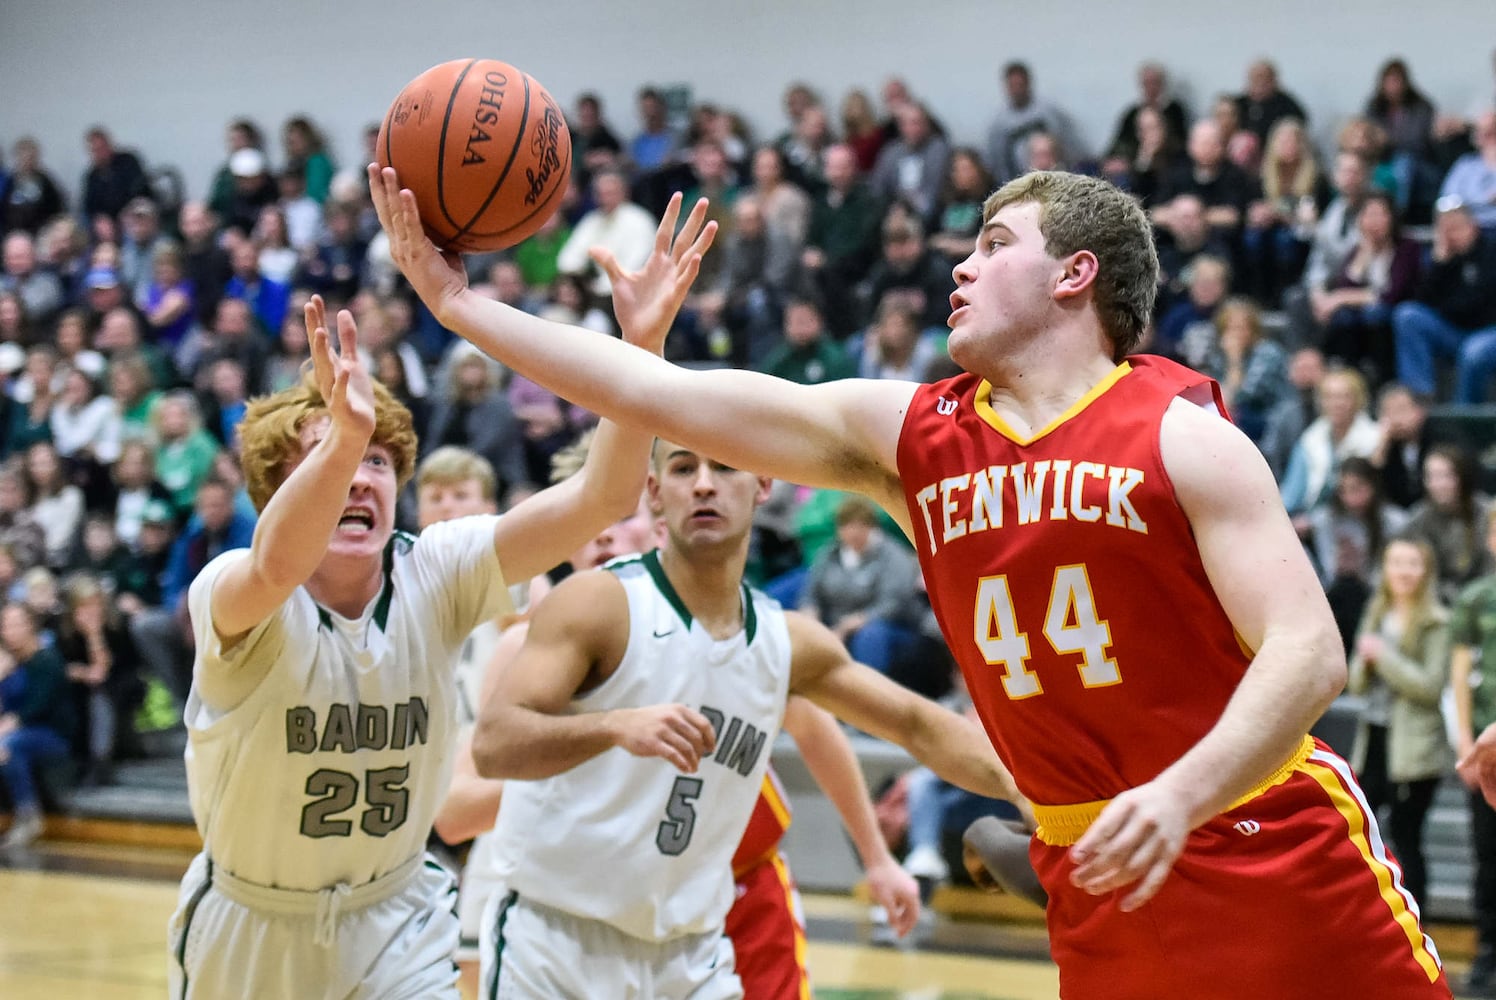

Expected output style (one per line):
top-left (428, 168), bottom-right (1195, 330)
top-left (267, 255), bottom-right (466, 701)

top-left (167, 195), bottom-right (715, 999)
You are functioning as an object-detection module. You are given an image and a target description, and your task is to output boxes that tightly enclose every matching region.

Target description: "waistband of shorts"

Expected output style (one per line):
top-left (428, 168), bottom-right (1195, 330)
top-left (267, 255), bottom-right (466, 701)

top-left (206, 851), bottom-right (426, 916)
top-left (1030, 734), bottom-right (1315, 847)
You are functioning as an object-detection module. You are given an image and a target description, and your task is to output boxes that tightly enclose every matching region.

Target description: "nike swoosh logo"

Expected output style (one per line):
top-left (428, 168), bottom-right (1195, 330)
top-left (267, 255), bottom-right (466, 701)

top-left (653, 629), bottom-right (674, 639)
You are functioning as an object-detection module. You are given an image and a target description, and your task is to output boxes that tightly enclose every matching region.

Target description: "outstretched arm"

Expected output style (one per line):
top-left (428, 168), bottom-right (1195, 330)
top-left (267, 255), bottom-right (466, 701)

top-left (785, 611), bottom-right (1023, 803)
top-left (371, 166), bottom-right (915, 513)
top-left (488, 194), bottom-right (719, 583)
top-left (781, 696), bottom-right (921, 937)
top-left (208, 298), bottom-right (373, 643)
top-left (1070, 399), bottom-right (1345, 911)
top-left (472, 571), bottom-right (716, 780)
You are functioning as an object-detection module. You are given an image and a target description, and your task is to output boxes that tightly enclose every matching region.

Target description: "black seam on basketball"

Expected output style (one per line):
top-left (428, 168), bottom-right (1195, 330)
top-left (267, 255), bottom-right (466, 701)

top-left (447, 72), bottom-right (533, 244)
top-left (381, 100), bottom-right (395, 177)
top-left (462, 102), bottom-right (572, 242)
top-left (433, 58), bottom-right (480, 236)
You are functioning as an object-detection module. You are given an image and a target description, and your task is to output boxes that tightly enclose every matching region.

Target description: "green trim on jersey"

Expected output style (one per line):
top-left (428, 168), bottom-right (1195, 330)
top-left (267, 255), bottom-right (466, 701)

top-left (641, 549), bottom-right (694, 628)
top-left (314, 531), bottom-right (416, 632)
top-left (636, 548), bottom-right (758, 644)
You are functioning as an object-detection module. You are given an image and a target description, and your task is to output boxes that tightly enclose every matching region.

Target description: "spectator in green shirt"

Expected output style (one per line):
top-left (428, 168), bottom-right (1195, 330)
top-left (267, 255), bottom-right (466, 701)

top-left (151, 391), bottom-right (220, 517)
top-left (758, 296), bottom-right (856, 386)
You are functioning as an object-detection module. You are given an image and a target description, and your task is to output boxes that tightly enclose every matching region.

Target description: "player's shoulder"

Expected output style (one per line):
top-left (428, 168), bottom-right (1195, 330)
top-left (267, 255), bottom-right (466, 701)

top-left (1159, 394), bottom-right (1279, 509)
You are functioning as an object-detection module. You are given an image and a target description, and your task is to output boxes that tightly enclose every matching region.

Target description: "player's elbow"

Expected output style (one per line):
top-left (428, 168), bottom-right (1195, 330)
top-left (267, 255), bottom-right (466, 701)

top-left (1309, 621), bottom-right (1348, 708)
top-left (470, 719), bottom-right (518, 779)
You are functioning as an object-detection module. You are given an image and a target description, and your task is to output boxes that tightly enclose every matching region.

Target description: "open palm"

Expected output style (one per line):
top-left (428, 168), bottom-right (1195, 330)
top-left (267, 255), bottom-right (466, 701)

top-left (591, 193), bottom-right (717, 353)
top-left (305, 295), bottom-right (376, 439)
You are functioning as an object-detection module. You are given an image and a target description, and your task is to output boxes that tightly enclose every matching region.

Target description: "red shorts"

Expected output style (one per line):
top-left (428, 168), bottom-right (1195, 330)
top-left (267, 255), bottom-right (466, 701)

top-left (725, 851), bottom-right (810, 1000)
top-left (1033, 742), bottom-right (1450, 999)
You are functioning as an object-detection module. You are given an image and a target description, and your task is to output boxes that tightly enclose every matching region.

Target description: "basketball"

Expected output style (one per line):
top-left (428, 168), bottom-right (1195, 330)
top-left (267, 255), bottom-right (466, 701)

top-left (376, 58), bottom-right (571, 254)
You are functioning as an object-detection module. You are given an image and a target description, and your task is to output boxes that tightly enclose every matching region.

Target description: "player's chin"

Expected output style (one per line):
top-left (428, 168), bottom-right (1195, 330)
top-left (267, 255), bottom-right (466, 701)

top-left (325, 524), bottom-right (391, 560)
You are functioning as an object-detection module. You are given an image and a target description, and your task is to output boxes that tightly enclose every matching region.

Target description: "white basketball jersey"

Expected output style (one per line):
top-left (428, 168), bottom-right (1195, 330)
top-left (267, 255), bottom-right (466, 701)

top-left (184, 516), bottom-right (510, 891)
top-left (489, 550), bottom-right (792, 942)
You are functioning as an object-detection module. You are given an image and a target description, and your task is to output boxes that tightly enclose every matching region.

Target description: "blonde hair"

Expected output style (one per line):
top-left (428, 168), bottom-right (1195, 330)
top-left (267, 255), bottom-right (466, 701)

top-left (982, 171), bottom-right (1157, 360)
top-left (1260, 119), bottom-right (1319, 203)
top-left (551, 428), bottom-right (598, 484)
top-left (1214, 297), bottom-right (1264, 347)
top-left (239, 368), bottom-right (417, 512)
top-left (1317, 366), bottom-right (1370, 414)
top-left (1363, 537), bottom-right (1443, 652)
top-left (417, 446), bottom-right (496, 501)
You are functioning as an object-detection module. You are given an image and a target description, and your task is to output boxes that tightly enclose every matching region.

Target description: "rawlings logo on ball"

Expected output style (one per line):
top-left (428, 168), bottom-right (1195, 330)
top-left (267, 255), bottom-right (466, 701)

top-left (523, 104), bottom-right (564, 207)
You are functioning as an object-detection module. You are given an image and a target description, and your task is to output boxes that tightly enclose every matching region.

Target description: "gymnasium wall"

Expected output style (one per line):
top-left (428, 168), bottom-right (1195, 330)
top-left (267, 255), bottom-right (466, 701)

top-left (1, 0), bottom-right (1490, 203)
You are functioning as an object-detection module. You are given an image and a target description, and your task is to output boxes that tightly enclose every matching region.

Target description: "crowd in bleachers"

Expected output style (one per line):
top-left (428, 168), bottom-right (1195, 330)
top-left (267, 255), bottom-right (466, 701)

top-left (3, 44), bottom-right (1496, 982)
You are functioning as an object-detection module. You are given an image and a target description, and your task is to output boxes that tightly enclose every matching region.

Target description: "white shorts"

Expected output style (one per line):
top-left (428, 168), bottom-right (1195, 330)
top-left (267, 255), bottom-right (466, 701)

top-left (168, 851), bottom-right (461, 999)
top-left (478, 891), bottom-right (742, 1000)
top-left (457, 830), bottom-right (504, 964)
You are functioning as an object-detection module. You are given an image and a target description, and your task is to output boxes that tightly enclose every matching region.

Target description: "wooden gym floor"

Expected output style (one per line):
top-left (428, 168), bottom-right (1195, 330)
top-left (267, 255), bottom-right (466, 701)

top-left (0, 831), bottom-right (1482, 999)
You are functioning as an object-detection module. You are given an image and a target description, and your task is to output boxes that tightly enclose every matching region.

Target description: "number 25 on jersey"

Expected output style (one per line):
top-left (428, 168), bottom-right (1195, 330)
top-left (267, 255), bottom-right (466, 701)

top-left (974, 565), bottom-right (1119, 699)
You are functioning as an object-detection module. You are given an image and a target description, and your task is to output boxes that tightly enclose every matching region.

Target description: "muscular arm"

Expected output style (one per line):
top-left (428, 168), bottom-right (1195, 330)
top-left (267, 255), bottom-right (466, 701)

top-left (444, 293), bottom-right (913, 506)
top-left (1072, 399), bottom-right (1345, 910)
top-left (785, 611), bottom-right (1022, 802)
top-left (1147, 399), bottom-right (1344, 826)
top-left (471, 572), bottom-right (715, 780)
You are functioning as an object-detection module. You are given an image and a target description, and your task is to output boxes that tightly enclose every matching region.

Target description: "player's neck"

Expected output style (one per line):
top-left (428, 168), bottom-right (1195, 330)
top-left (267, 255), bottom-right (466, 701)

top-left (305, 554), bottom-right (385, 620)
top-left (657, 542), bottom-right (749, 640)
top-left (980, 340), bottom-right (1122, 436)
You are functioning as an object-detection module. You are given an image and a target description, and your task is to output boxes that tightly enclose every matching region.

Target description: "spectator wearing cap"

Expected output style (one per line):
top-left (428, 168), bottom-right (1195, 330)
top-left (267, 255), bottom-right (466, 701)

top-left (114, 496), bottom-right (174, 616)
top-left (207, 119), bottom-right (265, 223)
top-left (118, 198), bottom-right (171, 304)
top-left (0, 232), bottom-right (63, 324)
top-left (1392, 201), bottom-right (1496, 402)
top-left (222, 147), bottom-right (277, 236)
top-left (80, 127), bottom-right (149, 225)
top-left (81, 266), bottom-right (137, 331)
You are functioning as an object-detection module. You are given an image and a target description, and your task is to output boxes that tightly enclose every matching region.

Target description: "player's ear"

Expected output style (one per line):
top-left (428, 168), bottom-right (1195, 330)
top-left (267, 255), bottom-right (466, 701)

top-left (646, 472), bottom-right (664, 516)
top-left (1054, 249), bottom-right (1099, 301)
top-left (753, 477), bottom-right (773, 505)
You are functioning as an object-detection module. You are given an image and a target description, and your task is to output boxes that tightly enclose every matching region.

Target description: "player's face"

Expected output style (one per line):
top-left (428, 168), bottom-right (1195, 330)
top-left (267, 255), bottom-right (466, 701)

top-left (416, 478), bottom-right (495, 529)
top-left (297, 415), bottom-right (398, 562)
top-left (649, 446), bottom-right (770, 551)
top-left (947, 201), bottom-right (1068, 370)
top-left (569, 494), bottom-right (659, 569)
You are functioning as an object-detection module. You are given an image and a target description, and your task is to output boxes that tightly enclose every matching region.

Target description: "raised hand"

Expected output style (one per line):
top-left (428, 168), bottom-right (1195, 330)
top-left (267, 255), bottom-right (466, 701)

top-left (368, 164), bottom-right (469, 322)
top-left (590, 193), bottom-right (717, 354)
top-left (609, 703), bottom-right (718, 773)
top-left (305, 296), bottom-right (375, 440)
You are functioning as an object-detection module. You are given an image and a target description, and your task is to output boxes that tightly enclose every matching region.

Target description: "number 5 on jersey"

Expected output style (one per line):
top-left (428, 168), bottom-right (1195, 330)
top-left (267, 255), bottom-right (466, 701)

top-left (974, 565), bottom-right (1119, 699)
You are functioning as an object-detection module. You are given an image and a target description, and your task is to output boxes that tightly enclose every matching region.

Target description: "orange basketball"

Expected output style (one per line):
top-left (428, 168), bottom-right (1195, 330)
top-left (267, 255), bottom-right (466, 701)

top-left (376, 58), bottom-right (571, 254)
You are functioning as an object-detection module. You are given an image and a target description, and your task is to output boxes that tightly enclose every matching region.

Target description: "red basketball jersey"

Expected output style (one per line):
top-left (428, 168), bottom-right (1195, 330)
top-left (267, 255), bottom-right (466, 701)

top-left (896, 357), bottom-right (1252, 806)
top-left (733, 767), bottom-right (792, 877)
